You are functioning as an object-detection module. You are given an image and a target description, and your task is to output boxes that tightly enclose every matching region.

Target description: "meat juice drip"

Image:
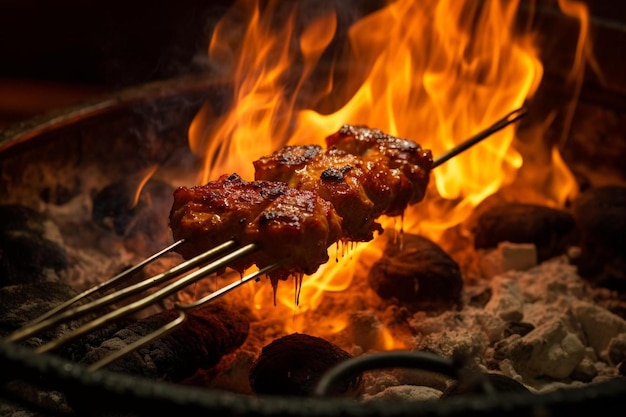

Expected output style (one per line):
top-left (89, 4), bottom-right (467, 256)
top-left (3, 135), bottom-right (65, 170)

top-left (267, 272), bottom-right (305, 307)
top-left (336, 239), bottom-right (358, 263)
top-left (391, 214), bottom-right (406, 251)
top-left (294, 273), bottom-right (304, 306)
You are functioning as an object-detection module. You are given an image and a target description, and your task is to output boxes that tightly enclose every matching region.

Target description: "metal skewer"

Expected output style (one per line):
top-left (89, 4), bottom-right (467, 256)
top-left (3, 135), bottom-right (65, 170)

top-left (2, 105), bottom-right (527, 370)
top-left (432, 106), bottom-right (528, 168)
top-left (86, 262), bottom-right (279, 372)
top-left (6, 239), bottom-right (238, 343)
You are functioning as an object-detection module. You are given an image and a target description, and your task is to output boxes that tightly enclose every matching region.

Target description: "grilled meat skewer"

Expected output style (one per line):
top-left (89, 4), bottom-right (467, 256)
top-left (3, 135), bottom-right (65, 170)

top-left (254, 125), bottom-right (433, 241)
top-left (170, 125), bottom-right (433, 283)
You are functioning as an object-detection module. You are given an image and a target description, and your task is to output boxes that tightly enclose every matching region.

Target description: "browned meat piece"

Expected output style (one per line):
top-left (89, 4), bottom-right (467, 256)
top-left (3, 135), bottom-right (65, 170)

top-left (326, 124), bottom-right (433, 213)
top-left (254, 145), bottom-right (379, 241)
top-left (169, 173), bottom-right (342, 281)
top-left (254, 125), bottom-right (433, 241)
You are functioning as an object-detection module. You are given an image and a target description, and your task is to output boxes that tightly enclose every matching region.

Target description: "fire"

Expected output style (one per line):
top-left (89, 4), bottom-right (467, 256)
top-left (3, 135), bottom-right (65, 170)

top-left (131, 164), bottom-right (159, 207)
top-left (187, 0), bottom-right (590, 342)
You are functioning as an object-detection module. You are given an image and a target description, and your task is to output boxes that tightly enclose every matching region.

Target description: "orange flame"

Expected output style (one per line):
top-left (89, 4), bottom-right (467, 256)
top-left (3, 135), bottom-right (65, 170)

top-left (131, 164), bottom-right (159, 208)
top-left (187, 0), bottom-right (588, 341)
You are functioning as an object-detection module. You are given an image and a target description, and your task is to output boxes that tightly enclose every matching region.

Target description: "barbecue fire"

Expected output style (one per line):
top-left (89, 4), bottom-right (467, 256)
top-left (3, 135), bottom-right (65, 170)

top-left (4, 0), bottom-right (625, 412)
top-left (186, 0), bottom-right (584, 337)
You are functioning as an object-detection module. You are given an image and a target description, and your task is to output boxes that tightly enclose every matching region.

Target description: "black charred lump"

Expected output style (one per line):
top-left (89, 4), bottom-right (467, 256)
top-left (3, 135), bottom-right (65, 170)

top-left (0, 204), bottom-right (67, 286)
top-left (368, 234), bottom-right (463, 312)
top-left (249, 333), bottom-right (360, 397)
top-left (92, 178), bottom-right (174, 243)
top-left (79, 301), bottom-right (250, 382)
top-left (570, 185), bottom-right (626, 291)
top-left (472, 202), bottom-right (578, 263)
top-left (503, 321), bottom-right (535, 338)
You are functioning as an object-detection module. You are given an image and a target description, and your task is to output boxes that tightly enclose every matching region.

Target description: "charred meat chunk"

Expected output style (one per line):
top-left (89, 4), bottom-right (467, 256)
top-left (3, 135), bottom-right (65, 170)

top-left (169, 173), bottom-right (343, 282)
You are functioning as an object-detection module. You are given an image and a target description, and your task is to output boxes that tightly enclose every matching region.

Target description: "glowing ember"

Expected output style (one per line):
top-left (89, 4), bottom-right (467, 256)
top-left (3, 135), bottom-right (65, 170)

top-left (186, 0), bottom-right (591, 340)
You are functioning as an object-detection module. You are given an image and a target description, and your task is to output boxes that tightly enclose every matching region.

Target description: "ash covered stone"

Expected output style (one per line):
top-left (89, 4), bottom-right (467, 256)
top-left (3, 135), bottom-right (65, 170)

top-left (362, 384), bottom-right (442, 402)
top-left (479, 241), bottom-right (538, 278)
top-left (495, 318), bottom-right (587, 380)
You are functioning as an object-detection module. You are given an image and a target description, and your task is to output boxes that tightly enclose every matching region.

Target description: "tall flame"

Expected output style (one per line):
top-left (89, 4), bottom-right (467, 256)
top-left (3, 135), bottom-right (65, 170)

top-left (187, 0), bottom-right (589, 338)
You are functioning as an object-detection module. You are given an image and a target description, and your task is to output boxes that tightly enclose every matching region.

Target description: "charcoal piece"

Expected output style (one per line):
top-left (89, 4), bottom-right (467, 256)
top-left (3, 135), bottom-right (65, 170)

top-left (440, 372), bottom-right (530, 398)
top-left (92, 180), bottom-right (141, 235)
top-left (79, 301), bottom-right (250, 382)
top-left (472, 202), bottom-right (578, 263)
top-left (0, 230), bottom-right (67, 285)
top-left (368, 234), bottom-right (463, 312)
top-left (0, 282), bottom-right (78, 344)
top-left (249, 333), bottom-right (360, 397)
top-left (467, 288), bottom-right (492, 308)
top-left (0, 205), bottom-right (67, 286)
top-left (503, 322), bottom-right (535, 338)
top-left (0, 204), bottom-right (50, 235)
top-left (0, 281), bottom-right (123, 358)
top-left (570, 185), bottom-right (626, 291)
top-left (92, 177), bottom-right (174, 246)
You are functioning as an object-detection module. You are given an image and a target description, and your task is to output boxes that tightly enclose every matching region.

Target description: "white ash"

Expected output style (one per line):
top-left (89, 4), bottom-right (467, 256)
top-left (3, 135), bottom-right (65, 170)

top-left (361, 384), bottom-right (442, 402)
top-left (479, 242), bottom-right (538, 278)
top-left (349, 311), bottom-right (388, 352)
top-left (408, 251), bottom-right (625, 392)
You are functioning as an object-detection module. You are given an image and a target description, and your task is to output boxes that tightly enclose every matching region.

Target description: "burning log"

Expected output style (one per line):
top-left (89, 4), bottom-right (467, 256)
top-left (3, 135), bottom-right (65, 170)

top-left (368, 234), bottom-right (463, 312)
top-left (249, 333), bottom-right (361, 397)
top-left (79, 301), bottom-right (250, 382)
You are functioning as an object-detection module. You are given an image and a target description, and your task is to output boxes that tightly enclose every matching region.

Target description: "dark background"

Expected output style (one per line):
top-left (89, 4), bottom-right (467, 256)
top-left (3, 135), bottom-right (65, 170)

top-left (0, 0), bottom-right (233, 127)
top-left (0, 0), bottom-right (623, 128)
